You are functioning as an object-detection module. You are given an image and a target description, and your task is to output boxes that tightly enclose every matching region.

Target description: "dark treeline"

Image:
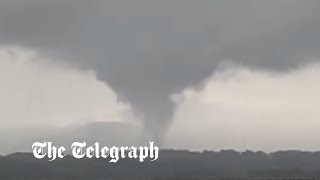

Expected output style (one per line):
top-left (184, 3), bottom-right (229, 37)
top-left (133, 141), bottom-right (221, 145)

top-left (1, 150), bottom-right (320, 179)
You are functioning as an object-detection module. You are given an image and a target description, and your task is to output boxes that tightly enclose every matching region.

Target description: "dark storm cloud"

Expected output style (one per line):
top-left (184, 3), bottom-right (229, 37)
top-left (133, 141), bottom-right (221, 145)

top-left (1, 0), bottom-right (320, 141)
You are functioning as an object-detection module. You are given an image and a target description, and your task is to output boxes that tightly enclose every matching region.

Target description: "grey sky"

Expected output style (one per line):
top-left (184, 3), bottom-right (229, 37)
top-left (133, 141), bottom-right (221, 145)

top-left (0, 0), bottom-right (320, 149)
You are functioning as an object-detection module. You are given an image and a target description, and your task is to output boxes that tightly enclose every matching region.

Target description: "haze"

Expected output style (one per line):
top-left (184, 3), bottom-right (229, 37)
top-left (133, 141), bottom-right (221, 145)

top-left (0, 0), bottom-right (320, 154)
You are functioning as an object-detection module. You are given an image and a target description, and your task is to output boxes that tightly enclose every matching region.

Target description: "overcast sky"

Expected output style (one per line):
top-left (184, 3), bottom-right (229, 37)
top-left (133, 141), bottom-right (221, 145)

top-left (1, 0), bottom-right (320, 153)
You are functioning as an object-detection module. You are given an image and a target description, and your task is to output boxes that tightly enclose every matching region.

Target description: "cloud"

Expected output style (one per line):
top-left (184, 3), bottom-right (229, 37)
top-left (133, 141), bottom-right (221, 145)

top-left (166, 63), bottom-right (320, 152)
top-left (0, 1), bottom-right (319, 142)
top-left (0, 47), bottom-right (135, 128)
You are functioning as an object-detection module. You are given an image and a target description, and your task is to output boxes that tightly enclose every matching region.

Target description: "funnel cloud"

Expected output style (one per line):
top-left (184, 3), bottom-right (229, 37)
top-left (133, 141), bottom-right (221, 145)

top-left (0, 1), bottom-right (320, 146)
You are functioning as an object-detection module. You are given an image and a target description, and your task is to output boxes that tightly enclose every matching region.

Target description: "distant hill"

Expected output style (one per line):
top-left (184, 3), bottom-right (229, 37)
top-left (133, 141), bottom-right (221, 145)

top-left (1, 150), bottom-right (320, 179)
top-left (0, 121), bottom-right (145, 154)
